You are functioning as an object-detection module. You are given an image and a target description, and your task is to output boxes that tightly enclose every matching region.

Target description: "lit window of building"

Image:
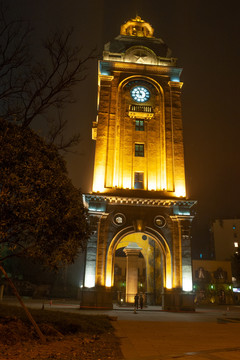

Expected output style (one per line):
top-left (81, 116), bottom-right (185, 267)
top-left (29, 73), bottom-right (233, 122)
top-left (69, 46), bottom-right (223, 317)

top-left (234, 242), bottom-right (239, 248)
top-left (134, 172), bottom-right (144, 189)
top-left (135, 143), bottom-right (144, 157)
top-left (135, 119), bottom-right (144, 131)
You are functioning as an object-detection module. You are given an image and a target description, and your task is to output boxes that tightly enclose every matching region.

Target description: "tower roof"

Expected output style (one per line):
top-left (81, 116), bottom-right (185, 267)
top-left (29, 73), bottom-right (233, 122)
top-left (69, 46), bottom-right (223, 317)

top-left (104, 16), bottom-right (173, 62)
top-left (120, 16), bottom-right (154, 38)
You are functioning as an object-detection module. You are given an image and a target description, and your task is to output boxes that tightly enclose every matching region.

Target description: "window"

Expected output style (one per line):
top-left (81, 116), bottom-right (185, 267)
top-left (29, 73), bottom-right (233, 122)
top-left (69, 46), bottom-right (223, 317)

top-left (234, 242), bottom-right (239, 248)
top-left (135, 143), bottom-right (144, 157)
top-left (135, 119), bottom-right (144, 131)
top-left (134, 172), bottom-right (144, 189)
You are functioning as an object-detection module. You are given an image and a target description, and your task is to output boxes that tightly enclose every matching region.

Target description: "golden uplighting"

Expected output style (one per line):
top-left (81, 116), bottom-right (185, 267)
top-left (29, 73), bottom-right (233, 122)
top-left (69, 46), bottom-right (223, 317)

top-left (166, 277), bottom-right (172, 290)
top-left (120, 16), bottom-right (154, 38)
top-left (105, 275), bottom-right (112, 287)
top-left (175, 184), bottom-right (186, 198)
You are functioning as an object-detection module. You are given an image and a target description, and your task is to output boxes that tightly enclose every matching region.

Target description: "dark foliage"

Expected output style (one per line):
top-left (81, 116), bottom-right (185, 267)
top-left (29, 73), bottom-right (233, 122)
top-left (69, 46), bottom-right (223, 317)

top-left (0, 119), bottom-right (89, 268)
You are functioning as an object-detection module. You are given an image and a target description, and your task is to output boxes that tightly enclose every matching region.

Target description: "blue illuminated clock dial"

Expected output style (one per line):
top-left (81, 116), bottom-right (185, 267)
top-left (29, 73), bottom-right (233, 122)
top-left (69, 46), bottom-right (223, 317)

top-left (131, 86), bottom-right (150, 103)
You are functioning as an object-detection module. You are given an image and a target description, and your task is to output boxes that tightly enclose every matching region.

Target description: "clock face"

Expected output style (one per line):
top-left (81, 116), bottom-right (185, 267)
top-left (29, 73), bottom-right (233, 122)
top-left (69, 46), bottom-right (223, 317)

top-left (131, 86), bottom-right (150, 103)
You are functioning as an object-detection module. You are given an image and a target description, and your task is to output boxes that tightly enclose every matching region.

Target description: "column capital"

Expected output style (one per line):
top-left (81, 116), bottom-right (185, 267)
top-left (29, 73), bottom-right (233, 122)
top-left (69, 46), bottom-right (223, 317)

top-left (170, 215), bottom-right (195, 222)
top-left (168, 81), bottom-right (183, 89)
top-left (124, 242), bottom-right (142, 257)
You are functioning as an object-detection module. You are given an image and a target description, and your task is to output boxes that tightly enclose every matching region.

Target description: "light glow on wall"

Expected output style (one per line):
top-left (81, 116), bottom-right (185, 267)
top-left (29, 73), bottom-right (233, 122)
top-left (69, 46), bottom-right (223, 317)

top-left (105, 274), bottom-right (112, 287)
top-left (84, 274), bottom-right (95, 288)
top-left (93, 169), bottom-right (105, 192)
top-left (113, 180), bottom-right (118, 188)
top-left (123, 178), bottom-right (131, 189)
top-left (182, 274), bottom-right (193, 292)
top-left (177, 210), bottom-right (190, 216)
top-left (173, 207), bottom-right (190, 216)
top-left (101, 71), bottom-right (110, 76)
top-left (175, 184), bottom-right (186, 197)
top-left (148, 179), bottom-right (156, 191)
top-left (170, 77), bottom-right (180, 82)
top-left (166, 276), bottom-right (172, 289)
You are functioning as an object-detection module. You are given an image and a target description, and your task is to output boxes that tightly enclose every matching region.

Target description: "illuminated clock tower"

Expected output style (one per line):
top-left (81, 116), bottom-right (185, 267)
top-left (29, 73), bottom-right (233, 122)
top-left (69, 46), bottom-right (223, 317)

top-left (82, 17), bottom-right (196, 310)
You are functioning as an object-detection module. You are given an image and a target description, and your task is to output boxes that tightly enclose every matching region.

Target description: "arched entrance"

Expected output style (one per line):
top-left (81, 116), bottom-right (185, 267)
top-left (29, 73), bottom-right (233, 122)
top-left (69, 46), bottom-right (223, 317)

top-left (82, 194), bottom-right (196, 311)
top-left (105, 228), bottom-right (172, 305)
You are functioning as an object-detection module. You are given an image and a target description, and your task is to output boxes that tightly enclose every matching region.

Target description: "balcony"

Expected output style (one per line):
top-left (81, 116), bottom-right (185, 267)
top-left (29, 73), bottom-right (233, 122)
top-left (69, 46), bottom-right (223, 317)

top-left (129, 104), bottom-right (154, 119)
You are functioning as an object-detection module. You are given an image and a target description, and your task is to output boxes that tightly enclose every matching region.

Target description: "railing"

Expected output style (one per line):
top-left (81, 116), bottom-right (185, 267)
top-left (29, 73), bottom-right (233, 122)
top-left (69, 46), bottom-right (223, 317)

top-left (129, 105), bottom-right (153, 113)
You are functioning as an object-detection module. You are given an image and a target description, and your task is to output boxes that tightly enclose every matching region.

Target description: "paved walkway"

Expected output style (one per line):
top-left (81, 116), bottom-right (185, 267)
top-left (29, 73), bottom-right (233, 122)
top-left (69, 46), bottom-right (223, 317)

top-left (2, 297), bottom-right (240, 359)
top-left (111, 306), bottom-right (240, 359)
top-left (114, 318), bottom-right (240, 359)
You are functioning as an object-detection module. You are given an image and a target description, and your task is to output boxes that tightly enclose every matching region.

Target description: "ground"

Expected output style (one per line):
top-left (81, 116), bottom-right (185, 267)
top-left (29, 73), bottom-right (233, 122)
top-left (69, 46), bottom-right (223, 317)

top-left (0, 317), bottom-right (123, 360)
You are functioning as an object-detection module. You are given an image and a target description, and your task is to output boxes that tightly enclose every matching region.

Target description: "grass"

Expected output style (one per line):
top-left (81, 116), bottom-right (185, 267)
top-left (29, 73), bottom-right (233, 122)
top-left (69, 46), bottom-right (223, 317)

top-left (0, 304), bottom-right (113, 335)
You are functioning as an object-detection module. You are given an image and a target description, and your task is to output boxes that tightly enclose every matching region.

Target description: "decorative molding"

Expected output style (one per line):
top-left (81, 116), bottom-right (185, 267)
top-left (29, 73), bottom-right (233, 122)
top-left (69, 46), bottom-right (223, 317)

top-left (84, 193), bottom-right (196, 209)
top-left (170, 215), bottom-right (195, 221)
top-left (99, 75), bottom-right (114, 82)
top-left (168, 81), bottom-right (183, 89)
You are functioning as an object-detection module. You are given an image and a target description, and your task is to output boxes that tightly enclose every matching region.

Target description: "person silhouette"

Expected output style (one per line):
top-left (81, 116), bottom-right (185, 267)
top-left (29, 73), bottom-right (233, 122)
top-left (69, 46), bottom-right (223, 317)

top-left (134, 293), bottom-right (139, 309)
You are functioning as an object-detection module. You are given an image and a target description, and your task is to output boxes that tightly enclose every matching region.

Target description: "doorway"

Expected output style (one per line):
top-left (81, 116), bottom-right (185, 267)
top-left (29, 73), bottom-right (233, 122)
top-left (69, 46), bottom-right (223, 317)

top-left (113, 232), bottom-right (163, 305)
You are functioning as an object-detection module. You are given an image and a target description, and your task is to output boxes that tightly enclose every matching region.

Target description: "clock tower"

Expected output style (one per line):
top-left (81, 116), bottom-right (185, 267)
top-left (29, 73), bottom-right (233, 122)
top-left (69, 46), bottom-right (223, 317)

top-left (82, 16), bottom-right (196, 310)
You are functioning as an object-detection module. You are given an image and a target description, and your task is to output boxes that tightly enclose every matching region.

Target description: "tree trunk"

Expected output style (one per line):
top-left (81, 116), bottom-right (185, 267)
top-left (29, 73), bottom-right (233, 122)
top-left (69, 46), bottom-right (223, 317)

top-left (0, 264), bottom-right (46, 343)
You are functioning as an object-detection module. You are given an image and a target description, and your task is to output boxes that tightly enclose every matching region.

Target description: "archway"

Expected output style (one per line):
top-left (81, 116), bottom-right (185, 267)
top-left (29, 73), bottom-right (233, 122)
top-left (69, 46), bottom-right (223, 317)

top-left (106, 228), bottom-right (172, 305)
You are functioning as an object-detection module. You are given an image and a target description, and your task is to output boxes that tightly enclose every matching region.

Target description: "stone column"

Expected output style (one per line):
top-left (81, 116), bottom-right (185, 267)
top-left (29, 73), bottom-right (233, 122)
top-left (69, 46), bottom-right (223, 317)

top-left (170, 216), bottom-right (182, 289)
top-left (95, 214), bottom-right (108, 286)
top-left (84, 234), bottom-right (98, 288)
top-left (180, 217), bottom-right (194, 292)
top-left (124, 242), bottom-right (142, 303)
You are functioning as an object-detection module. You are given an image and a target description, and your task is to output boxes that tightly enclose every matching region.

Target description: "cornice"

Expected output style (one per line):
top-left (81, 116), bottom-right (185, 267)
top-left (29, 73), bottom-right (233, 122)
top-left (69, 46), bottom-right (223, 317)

top-left (100, 60), bottom-right (182, 78)
top-left (170, 215), bottom-right (195, 221)
top-left (84, 193), bottom-right (196, 208)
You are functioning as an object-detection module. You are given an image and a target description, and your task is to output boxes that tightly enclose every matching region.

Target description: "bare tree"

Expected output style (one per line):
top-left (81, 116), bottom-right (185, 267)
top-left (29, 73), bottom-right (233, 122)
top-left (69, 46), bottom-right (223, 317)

top-left (0, 4), bottom-right (31, 115)
top-left (0, 2), bottom-right (96, 150)
top-left (47, 112), bottom-right (81, 152)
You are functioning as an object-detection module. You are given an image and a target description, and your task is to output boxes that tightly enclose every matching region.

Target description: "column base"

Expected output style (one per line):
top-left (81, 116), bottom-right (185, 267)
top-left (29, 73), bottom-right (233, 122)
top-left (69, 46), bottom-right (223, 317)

top-left (79, 286), bottom-right (113, 309)
top-left (162, 289), bottom-right (195, 312)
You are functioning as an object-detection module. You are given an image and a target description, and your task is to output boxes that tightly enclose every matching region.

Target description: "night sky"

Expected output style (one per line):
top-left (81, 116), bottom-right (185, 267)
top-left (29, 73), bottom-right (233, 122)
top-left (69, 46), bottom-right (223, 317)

top-left (9, 0), bottom-right (240, 257)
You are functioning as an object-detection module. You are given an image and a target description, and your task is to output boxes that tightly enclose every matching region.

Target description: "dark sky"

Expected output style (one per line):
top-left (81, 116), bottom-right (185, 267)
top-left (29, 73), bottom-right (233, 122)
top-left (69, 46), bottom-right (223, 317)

top-left (9, 0), bottom-right (240, 257)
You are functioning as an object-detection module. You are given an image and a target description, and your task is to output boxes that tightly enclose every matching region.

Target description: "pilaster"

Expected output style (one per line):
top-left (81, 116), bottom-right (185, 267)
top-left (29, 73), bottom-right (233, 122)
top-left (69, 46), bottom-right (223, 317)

top-left (168, 81), bottom-right (186, 196)
top-left (170, 216), bottom-right (182, 288)
top-left (95, 214), bottom-right (109, 286)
